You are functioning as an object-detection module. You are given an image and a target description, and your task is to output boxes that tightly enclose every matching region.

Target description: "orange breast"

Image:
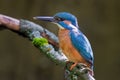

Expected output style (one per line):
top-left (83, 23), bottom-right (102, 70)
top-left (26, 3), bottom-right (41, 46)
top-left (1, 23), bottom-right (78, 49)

top-left (58, 29), bottom-right (90, 67)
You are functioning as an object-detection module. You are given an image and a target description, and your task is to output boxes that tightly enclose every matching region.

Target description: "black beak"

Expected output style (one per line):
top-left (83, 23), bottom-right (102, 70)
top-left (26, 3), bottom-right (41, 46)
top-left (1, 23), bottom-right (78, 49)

top-left (33, 16), bottom-right (54, 22)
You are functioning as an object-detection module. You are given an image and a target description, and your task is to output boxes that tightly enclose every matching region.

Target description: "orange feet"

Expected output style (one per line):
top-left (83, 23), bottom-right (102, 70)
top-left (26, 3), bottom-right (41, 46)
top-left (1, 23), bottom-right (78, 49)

top-left (70, 62), bottom-right (78, 70)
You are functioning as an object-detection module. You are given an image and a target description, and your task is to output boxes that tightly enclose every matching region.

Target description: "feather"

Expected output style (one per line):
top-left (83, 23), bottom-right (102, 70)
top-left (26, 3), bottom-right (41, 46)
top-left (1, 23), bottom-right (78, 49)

top-left (69, 29), bottom-right (94, 66)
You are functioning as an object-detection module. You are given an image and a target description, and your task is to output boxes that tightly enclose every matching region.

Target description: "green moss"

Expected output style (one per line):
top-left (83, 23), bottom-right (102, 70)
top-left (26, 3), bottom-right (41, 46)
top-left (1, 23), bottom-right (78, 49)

top-left (32, 38), bottom-right (48, 47)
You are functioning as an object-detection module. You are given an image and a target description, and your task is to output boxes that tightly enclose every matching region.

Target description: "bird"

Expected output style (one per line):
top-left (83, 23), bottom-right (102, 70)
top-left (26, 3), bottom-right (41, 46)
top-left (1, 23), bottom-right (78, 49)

top-left (33, 12), bottom-right (94, 76)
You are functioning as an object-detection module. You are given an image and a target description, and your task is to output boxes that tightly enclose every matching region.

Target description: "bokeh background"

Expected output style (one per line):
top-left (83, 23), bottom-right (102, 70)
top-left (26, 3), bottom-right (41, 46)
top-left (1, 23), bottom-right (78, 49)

top-left (0, 0), bottom-right (120, 80)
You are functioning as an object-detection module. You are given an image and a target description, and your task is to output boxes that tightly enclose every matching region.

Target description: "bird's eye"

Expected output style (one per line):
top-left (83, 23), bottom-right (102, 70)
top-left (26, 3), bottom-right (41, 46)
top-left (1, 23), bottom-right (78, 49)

top-left (54, 16), bottom-right (65, 22)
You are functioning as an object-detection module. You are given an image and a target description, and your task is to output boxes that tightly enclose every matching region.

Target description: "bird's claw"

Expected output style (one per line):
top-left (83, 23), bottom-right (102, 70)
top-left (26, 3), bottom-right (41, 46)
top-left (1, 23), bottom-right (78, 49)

top-left (76, 63), bottom-right (88, 68)
top-left (80, 67), bottom-right (93, 76)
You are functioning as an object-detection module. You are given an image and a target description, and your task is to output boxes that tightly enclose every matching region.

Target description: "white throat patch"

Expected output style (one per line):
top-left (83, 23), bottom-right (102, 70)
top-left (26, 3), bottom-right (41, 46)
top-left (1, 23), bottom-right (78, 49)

top-left (53, 23), bottom-right (65, 29)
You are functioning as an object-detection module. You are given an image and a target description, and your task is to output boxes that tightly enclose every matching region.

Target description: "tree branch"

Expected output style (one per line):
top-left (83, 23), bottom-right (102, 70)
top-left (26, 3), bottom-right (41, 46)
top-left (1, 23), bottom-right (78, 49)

top-left (0, 14), bottom-right (95, 80)
top-left (0, 14), bottom-right (19, 31)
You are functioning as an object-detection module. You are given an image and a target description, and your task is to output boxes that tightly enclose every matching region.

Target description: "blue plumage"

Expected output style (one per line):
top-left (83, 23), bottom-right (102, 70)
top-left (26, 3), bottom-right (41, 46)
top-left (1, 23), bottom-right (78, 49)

top-left (54, 12), bottom-right (79, 28)
top-left (34, 12), bottom-right (94, 70)
top-left (70, 29), bottom-right (94, 68)
top-left (55, 12), bottom-right (94, 69)
top-left (55, 13), bottom-right (93, 60)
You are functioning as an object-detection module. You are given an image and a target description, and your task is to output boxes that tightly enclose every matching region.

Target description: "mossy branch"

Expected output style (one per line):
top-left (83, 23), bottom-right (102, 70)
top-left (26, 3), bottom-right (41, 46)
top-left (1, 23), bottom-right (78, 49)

top-left (0, 14), bottom-right (95, 80)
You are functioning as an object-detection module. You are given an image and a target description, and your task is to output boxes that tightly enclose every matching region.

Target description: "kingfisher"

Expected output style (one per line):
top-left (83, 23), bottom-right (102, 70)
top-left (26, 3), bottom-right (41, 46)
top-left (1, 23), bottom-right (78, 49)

top-left (33, 12), bottom-right (94, 76)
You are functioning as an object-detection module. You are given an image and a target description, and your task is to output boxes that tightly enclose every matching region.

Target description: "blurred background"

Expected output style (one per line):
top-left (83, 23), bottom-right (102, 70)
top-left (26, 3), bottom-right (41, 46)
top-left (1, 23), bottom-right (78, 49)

top-left (0, 0), bottom-right (120, 80)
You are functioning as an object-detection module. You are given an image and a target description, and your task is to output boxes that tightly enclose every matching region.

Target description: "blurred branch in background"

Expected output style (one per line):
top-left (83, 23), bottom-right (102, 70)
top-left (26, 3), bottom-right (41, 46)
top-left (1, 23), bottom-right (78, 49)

top-left (0, 14), bottom-right (95, 80)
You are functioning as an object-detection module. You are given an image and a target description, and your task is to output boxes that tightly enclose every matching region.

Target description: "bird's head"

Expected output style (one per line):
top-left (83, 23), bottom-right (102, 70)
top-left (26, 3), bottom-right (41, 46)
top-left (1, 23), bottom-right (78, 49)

top-left (34, 12), bottom-right (79, 30)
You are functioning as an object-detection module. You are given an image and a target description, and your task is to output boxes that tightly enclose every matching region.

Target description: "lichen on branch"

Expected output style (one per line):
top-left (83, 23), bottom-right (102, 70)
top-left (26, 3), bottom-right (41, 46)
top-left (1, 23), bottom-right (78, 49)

top-left (19, 19), bottom-right (68, 66)
top-left (32, 38), bottom-right (48, 47)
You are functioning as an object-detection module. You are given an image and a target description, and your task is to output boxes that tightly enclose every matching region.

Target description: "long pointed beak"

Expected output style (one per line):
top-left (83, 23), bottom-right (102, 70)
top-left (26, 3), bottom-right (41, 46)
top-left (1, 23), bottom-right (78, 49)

top-left (33, 16), bottom-right (54, 22)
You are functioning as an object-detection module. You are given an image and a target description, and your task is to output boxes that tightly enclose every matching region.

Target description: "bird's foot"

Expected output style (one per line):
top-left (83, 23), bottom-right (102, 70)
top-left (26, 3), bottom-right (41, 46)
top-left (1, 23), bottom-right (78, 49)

top-left (65, 62), bottom-right (94, 76)
top-left (65, 61), bottom-right (75, 70)
top-left (77, 63), bottom-right (88, 68)
top-left (79, 66), bottom-right (94, 76)
top-left (66, 62), bottom-right (87, 70)
top-left (70, 62), bottom-right (78, 70)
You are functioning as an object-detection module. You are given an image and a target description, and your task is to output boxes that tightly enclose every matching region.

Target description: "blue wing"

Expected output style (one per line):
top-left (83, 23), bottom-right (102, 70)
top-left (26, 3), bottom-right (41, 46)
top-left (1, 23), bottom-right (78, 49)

top-left (69, 29), bottom-right (94, 65)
